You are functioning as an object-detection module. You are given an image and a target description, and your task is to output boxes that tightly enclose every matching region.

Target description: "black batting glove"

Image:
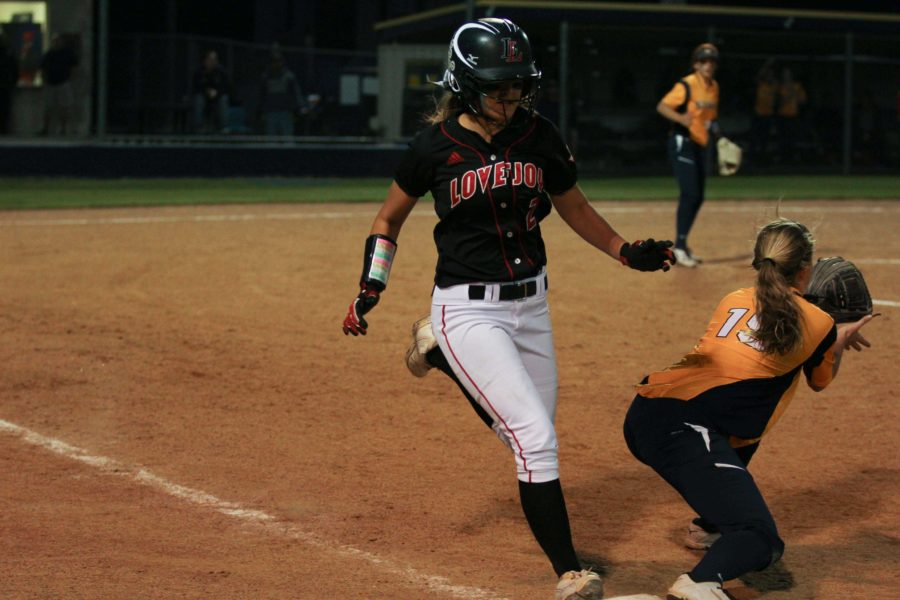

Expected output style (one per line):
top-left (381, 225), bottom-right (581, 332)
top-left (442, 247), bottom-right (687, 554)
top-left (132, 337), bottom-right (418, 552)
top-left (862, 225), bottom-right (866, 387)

top-left (342, 284), bottom-right (381, 336)
top-left (619, 239), bottom-right (676, 272)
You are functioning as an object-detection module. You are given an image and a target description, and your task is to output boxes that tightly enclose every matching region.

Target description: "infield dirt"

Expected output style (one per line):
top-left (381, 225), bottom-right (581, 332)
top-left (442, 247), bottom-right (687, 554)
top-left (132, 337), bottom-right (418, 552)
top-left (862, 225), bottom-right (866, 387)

top-left (1, 200), bottom-right (898, 599)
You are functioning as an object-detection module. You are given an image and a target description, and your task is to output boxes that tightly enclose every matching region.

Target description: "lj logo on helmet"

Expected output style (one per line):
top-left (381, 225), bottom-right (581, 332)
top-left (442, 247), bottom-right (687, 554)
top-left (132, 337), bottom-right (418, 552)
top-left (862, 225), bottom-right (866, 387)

top-left (501, 38), bottom-right (523, 63)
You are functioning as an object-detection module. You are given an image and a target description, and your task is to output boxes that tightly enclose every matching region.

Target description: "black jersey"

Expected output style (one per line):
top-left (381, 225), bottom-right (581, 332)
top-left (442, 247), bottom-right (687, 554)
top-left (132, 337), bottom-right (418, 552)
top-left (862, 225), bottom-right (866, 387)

top-left (394, 110), bottom-right (577, 287)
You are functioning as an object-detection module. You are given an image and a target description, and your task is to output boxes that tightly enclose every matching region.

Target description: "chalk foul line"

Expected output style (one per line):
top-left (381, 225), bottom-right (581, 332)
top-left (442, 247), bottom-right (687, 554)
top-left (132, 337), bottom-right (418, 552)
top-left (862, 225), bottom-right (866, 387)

top-left (1, 201), bottom-right (899, 227)
top-left (0, 418), bottom-right (506, 600)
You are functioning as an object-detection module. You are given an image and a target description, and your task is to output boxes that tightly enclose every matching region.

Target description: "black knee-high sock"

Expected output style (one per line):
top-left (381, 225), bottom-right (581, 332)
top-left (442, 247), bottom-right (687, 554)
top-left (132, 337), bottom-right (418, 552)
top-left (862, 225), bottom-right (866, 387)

top-left (519, 479), bottom-right (581, 577)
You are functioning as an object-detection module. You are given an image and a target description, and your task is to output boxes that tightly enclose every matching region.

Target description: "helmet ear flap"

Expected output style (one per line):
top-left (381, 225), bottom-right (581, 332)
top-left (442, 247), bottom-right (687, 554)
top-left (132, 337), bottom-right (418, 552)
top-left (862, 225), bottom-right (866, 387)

top-left (443, 69), bottom-right (461, 94)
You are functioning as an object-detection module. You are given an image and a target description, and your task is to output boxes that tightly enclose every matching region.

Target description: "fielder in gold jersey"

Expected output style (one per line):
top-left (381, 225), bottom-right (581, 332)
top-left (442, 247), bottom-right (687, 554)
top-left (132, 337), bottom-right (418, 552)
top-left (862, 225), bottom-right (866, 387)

top-left (623, 218), bottom-right (876, 600)
top-left (657, 43), bottom-right (721, 268)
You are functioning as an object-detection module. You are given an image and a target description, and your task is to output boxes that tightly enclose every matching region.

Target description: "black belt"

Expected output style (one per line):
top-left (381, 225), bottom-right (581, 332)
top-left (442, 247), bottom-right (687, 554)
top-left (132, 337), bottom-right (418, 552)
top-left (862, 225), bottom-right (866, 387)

top-left (468, 275), bottom-right (548, 301)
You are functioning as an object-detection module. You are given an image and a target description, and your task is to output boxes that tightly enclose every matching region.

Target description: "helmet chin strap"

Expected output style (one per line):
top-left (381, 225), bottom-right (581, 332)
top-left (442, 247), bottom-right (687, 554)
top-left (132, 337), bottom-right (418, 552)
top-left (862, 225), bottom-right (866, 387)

top-left (476, 96), bottom-right (516, 129)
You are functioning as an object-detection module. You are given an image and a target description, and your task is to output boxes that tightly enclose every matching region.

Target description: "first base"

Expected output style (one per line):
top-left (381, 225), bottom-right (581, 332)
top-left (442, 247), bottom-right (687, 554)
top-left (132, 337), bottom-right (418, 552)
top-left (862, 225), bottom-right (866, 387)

top-left (605, 595), bottom-right (663, 600)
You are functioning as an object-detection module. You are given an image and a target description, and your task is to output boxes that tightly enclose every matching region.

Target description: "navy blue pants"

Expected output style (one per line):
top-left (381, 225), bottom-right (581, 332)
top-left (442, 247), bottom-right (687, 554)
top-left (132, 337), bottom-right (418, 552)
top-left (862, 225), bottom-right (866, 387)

top-left (623, 396), bottom-right (784, 584)
top-left (667, 134), bottom-right (707, 251)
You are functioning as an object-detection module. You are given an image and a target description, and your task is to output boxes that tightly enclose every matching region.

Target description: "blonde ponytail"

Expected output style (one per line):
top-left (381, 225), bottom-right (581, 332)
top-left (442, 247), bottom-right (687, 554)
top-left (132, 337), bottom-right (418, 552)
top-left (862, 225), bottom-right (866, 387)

top-left (751, 219), bottom-right (815, 355)
top-left (425, 92), bottom-right (465, 125)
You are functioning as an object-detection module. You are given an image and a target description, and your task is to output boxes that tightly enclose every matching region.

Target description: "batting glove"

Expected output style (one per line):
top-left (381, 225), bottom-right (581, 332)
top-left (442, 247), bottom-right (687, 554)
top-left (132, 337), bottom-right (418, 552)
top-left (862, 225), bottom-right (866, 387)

top-left (342, 285), bottom-right (381, 336)
top-left (619, 239), bottom-right (676, 272)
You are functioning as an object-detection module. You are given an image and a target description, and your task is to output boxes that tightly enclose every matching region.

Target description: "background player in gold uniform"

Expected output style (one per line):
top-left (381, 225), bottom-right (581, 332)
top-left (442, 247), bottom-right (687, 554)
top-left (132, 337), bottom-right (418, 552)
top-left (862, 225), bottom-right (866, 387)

top-left (656, 43), bottom-right (721, 268)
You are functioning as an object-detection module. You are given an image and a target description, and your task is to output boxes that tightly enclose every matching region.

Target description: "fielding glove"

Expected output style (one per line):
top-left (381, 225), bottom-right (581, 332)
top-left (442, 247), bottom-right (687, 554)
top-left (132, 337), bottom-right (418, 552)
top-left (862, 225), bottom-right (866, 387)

top-left (802, 256), bottom-right (873, 323)
top-left (717, 137), bottom-right (742, 176)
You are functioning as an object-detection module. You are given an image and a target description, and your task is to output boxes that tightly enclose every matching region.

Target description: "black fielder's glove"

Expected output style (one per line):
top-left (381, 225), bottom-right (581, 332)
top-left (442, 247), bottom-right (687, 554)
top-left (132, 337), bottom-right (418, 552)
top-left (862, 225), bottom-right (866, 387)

top-left (803, 257), bottom-right (873, 323)
top-left (619, 239), bottom-right (676, 272)
top-left (342, 284), bottom-right (381, 336)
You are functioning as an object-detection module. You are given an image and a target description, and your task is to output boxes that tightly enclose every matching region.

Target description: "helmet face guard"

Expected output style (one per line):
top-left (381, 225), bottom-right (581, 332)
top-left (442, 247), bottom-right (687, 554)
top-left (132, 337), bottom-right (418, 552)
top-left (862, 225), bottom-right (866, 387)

top-left (442, 18), bottom-right (542, 120)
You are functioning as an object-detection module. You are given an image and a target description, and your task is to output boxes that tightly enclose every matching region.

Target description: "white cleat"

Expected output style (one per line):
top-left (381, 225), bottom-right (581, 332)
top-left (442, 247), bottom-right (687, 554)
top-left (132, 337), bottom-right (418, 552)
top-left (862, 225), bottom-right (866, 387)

top-left (556, 569), bottom-right (604, 600)
top-left (666, 574), bottom-right (733, 599)
top-left (673, 248), bottom-right (699, 268)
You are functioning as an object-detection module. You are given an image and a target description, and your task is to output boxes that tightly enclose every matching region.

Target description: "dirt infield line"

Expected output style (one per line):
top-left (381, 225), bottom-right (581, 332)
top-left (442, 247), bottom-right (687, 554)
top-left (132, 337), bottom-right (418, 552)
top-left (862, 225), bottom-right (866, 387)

top-left (0, 418), bottom-right (509, 600)
top-left (1, 201), bottom-right (897, 228)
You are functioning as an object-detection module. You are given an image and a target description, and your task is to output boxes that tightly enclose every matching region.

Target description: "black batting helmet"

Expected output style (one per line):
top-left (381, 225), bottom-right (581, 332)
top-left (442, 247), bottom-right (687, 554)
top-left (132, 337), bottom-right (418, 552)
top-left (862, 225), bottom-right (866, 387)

top-left (442, 18), bottom-right (541, 116)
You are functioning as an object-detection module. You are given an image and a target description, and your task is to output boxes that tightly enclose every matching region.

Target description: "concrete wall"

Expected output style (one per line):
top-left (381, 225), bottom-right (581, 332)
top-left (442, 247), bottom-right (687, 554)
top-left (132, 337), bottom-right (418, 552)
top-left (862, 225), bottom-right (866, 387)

top-left (376, 43), bottom-right (443, 141)
top-left (0, 141), bottom-right (407, 177)
top-left (8, 0), bottom-right (93, 136)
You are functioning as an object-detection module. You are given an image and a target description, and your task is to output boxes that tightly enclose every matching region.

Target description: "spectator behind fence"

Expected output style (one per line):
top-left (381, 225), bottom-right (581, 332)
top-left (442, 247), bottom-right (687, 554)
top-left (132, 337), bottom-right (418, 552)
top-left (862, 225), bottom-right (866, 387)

top-left (776, 66), bottom-right (807, 162)
top-left (0, 32), bottom-right (18, 134)
top-left (17, 29), bottom-right (39, 85)
top-left (300, 93), bottom-right (326, 135)
top-left (856, 88), bottom-right (882, 166)
top-left (192, 50), bottom-right (231, 134)
top-left (257, 51), bottom-right (304, 137)
top-left (40, 33), bottom-right (79, 136)
top-left (750, 60), bottom-right (778, 162)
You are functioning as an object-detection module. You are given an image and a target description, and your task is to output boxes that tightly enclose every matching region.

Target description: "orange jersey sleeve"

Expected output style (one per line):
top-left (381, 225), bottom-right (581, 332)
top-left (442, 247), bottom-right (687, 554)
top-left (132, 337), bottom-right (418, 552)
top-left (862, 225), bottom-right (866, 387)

top-left (637, 287), bottom-right (836, 444)
top-left (660, 73), bottom-right (719, 146)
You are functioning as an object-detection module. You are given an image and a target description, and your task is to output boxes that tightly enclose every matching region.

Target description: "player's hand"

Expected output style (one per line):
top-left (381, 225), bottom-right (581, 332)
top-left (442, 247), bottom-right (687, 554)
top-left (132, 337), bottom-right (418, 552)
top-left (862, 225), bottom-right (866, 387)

top-left (619, 239), bottom-right (676, 272)
top-left (342, 285), bottom-right (381, 336)
top-left (836, 313), bottom-right (878, 352)
top-left (680, 114), bottom-right (693, 128)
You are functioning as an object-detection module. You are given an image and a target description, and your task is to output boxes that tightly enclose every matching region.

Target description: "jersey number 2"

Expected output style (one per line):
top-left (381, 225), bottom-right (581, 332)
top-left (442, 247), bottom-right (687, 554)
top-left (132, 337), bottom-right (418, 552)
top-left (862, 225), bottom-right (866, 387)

top-left (526, 197), bottom-right (540, 231)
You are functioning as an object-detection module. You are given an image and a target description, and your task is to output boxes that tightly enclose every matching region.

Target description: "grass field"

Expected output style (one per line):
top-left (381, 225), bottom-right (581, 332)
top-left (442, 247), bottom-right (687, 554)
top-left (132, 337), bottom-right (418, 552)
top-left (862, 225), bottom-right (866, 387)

top-left (0, 175), bottom-right (898, 209)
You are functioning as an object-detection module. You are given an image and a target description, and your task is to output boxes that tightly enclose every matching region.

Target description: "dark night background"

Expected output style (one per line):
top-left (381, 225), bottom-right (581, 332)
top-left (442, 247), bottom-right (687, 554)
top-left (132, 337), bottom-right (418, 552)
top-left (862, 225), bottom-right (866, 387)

top-left (95, 0), bottom-right (900, 173)
top-left (109, 1), bottom-right (900, 49)
top-left (110, 0), bottom-right (370, 49)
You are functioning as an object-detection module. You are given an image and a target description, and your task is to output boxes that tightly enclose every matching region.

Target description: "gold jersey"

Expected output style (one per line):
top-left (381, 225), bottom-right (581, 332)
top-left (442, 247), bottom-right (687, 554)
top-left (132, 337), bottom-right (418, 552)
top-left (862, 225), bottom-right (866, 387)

top-left (636, 287), bottom-right (837, 447)
top-left (660, 72), bottom-right (719, 147)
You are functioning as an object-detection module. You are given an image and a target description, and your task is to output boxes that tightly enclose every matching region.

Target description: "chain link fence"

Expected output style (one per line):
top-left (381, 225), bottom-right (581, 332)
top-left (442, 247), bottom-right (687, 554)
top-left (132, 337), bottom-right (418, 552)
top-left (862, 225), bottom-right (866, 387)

top-left (535, 24), bottom-right (900, 174)
top-left (107, 33), bottom-right (376, 138)
top-left (104, 26), bottom-right (899, 174)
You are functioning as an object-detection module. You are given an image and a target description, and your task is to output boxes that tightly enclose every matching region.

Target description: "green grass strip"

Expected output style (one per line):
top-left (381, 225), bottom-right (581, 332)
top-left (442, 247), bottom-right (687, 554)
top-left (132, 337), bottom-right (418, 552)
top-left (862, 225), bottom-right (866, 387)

top-left (0, 175), bottom-right (897, 210)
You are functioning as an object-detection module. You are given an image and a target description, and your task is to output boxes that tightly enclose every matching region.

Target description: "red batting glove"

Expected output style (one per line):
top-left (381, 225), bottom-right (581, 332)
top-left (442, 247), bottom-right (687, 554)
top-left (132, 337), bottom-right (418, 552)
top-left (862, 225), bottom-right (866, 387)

top-left (342, 287), bottom-right (380, 336)
top-left (619, 239), bottom-right (676, 272)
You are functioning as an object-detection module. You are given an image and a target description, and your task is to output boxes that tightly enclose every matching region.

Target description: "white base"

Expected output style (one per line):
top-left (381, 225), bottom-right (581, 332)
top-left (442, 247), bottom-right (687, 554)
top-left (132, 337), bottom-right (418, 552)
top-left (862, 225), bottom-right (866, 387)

top-left (604, 595), bottom-right (663, 600)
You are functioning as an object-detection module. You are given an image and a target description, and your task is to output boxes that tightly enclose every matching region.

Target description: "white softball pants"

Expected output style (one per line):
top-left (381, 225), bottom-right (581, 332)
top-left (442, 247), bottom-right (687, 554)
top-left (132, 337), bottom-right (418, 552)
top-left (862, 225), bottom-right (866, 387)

top-left (431, 272), bottom-right (559, 483)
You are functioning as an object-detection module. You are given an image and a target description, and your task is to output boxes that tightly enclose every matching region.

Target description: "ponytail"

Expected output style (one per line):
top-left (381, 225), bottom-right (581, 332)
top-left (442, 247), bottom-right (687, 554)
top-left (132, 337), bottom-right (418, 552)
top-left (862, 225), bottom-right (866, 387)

top-left (751, 219), bottom-right (815, 355)
top-left (425, 92), bottom-right (465, 125)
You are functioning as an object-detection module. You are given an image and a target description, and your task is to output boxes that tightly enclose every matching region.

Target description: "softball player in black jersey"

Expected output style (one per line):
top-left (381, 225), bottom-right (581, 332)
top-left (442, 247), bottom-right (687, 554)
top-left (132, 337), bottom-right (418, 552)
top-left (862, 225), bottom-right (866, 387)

top-left (343, 18), bottom-right (675, 600)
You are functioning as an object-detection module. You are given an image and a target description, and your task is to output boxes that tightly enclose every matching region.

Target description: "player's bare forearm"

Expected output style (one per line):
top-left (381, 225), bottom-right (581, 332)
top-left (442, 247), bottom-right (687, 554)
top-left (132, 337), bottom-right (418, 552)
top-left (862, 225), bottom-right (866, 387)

top-left (657, 101), bottom-right (689, 127)
top-left (370, 181), bottom-right (418, 240)
top-left (809, 315), bottom-right (877, 383)
top-left (552, 186), bottom-right (625, 259)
